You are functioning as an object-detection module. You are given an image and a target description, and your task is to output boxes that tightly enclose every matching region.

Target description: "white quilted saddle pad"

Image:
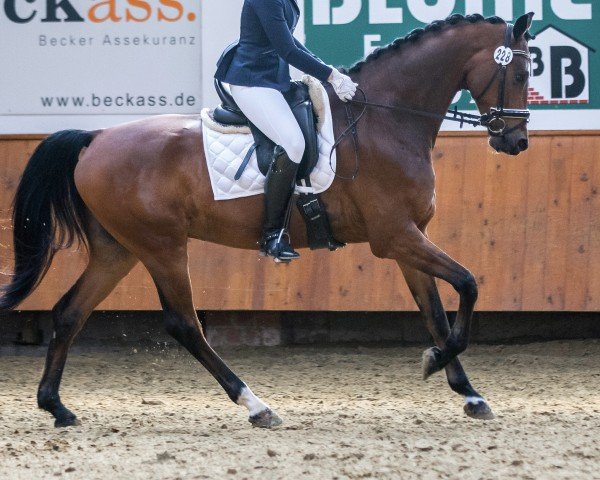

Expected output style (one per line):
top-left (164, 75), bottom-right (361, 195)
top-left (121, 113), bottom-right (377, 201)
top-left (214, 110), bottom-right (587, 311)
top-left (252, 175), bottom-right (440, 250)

top-left (201, 76), bottom-right (336, 201)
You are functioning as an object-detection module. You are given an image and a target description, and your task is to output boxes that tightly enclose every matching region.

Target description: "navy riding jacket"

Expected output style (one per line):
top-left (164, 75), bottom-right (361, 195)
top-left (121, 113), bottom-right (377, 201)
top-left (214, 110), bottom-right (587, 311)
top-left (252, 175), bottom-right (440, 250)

top-left (214, 0), bottom-right (332, 92)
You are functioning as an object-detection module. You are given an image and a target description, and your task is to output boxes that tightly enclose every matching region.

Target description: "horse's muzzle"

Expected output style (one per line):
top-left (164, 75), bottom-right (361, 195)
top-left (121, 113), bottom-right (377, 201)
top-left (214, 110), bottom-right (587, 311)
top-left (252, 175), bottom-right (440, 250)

top-left (489, 132), bottom-right (529, 156)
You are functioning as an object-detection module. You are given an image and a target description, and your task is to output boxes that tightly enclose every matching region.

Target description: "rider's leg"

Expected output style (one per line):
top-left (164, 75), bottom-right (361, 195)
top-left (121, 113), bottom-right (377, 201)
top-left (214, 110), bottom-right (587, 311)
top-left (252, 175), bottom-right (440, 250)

top-left (230, 85), bottom-right (304, 260)
top-left (261, 145), bottom-right (301, 259)
top-left (229, 85), bottom-right (305, 162)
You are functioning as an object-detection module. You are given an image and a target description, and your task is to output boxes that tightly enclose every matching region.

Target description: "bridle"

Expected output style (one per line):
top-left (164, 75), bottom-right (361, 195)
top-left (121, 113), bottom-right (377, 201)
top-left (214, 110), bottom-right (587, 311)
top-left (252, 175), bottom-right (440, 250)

top-left (474, 22), bottom-right (531, 136)
top-left (331, 22), bottom-right (532, 179)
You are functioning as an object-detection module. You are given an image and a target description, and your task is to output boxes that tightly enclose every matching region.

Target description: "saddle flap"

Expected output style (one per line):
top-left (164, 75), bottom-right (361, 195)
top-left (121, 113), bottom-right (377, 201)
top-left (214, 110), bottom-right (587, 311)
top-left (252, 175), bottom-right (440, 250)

top-left (283, 81), bottom-right (311, 107)
top-left (289, 85), bottom-right (319, 179)
top-left (248, 123), bottom-right (275, 177)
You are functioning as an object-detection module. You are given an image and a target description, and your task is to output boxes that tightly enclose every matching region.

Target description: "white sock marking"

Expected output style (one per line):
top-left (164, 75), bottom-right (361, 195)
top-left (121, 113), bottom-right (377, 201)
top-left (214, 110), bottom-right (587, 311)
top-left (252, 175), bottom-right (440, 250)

top-left (464, 395), bottom-right (486, 405)
top-left (237, 386), bottom-right (269, 416)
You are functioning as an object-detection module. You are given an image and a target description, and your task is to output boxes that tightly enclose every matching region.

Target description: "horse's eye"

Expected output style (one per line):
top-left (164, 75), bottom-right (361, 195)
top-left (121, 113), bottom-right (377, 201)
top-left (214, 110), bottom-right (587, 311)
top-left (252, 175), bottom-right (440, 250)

top-left (515, 73), bottom-right (528, 83)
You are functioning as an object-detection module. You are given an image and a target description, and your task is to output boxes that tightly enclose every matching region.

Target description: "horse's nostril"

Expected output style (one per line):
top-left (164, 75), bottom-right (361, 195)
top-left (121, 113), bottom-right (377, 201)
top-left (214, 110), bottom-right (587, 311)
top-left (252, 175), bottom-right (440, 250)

top-left (517, 138), bottom-right (529, 151)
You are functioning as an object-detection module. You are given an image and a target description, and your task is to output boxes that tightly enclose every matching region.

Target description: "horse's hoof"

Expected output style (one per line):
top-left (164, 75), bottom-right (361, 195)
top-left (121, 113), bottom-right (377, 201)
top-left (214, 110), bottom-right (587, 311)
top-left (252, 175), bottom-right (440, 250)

top-left (464, 400), bottom-right (495, 420)
top-left (249, 408), bottom-right (283, 428)
top-left (422, 347), bottom-right (442, 380)
top-left (54, 415), bottom-right (81, 428)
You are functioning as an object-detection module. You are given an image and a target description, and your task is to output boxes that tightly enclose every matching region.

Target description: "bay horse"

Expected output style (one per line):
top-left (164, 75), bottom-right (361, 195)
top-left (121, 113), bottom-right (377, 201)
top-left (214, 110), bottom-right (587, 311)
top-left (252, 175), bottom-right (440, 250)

top-left (0, 13), bottom-right (534, 428)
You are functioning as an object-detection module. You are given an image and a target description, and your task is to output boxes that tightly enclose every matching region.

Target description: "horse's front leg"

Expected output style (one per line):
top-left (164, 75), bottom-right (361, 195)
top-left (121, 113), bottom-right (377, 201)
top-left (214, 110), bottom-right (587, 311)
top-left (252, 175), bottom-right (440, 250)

top-left (399, 262), bottom-right (494, 419)
top-left (371, 224), bottom-right (478, 377)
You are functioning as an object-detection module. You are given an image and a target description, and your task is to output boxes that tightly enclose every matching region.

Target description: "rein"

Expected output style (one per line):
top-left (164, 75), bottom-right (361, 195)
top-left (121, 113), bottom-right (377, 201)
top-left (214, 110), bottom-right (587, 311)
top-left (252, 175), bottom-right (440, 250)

top-left (329, 22), bottom-right (531, 180)
top-left (350, 91), bottom-right (483, 128)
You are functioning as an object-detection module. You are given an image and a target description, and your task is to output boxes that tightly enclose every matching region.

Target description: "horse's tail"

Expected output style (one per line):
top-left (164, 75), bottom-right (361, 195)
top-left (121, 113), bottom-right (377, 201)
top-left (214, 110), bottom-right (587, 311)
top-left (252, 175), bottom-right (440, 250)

top-left (0, 130), bottom-right (95, 311)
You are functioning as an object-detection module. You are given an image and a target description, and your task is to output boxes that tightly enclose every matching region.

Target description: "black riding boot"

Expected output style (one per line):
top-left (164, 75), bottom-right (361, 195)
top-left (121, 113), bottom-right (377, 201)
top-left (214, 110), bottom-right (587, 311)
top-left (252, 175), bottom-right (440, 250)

top-left (261, 146), bottom-right (300, 261)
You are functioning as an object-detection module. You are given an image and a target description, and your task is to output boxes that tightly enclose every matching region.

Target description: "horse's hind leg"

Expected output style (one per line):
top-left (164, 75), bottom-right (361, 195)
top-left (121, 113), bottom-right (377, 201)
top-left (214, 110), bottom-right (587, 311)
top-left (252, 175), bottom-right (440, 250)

top-left (141, 245), bottom-right (281, 428)
top-left (399, 263), bottom-right (494, 420)
top-left (37, 218), bottom-right (137, 427)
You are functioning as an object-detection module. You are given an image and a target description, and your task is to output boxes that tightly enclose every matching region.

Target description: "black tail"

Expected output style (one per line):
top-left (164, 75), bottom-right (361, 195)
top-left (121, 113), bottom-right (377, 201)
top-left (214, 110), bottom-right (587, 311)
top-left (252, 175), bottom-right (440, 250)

top-left (0, 130), bottom-right (95, 311)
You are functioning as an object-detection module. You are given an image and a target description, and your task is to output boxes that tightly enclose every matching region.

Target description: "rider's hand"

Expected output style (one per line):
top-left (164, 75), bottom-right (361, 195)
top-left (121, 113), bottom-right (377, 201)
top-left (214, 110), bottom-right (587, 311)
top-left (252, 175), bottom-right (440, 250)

top-left (328, 67), bottom-right (358, 102)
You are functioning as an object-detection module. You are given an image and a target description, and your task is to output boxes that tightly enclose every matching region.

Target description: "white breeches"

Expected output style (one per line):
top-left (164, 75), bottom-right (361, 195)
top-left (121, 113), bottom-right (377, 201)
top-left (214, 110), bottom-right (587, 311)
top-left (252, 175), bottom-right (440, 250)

top-left (229, 84), bottom-right (305, 164)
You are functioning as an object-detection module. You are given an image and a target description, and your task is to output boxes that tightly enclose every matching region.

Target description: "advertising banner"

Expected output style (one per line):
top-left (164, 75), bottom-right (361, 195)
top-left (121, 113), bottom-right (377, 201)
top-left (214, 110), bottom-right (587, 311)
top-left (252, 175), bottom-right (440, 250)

top-left (0, 0), bottom-right (201, 133)
top-left (304, 0), bottom-right (598, 130)
top-left (1, 1), bottom-right (597, 133)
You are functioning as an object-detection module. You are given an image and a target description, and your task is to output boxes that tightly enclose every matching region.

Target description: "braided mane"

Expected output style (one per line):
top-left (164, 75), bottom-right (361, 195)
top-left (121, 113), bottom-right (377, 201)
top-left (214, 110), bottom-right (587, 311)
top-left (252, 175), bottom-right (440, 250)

top-left (343, 14), bottom-right (507, 74)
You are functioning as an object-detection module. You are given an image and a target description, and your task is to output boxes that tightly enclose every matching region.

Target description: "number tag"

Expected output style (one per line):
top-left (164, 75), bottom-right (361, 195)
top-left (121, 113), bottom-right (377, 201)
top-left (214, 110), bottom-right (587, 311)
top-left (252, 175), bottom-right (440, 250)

top-left (494, 46), bottom-right (513, 66)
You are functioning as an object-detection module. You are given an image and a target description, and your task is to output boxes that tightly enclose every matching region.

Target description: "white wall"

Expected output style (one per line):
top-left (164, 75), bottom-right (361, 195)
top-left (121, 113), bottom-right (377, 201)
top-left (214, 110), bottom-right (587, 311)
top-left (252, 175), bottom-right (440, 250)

top-left (0, 0), bottom-right (311, 133)
top-left (200, 0), bottom-right (244, 108)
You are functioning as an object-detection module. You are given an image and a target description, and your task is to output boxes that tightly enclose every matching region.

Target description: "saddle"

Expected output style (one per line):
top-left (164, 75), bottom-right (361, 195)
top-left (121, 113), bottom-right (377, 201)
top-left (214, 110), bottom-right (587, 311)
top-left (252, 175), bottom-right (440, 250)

top-left (213, 79), bottom-right (319, 180)
top-left (211, 79), bottom-right (345, 252)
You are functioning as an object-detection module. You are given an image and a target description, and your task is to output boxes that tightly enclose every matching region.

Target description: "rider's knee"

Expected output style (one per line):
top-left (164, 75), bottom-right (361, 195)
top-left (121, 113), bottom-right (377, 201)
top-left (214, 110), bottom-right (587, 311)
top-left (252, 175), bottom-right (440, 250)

top-left (283, 133), bottom-right (305, 164)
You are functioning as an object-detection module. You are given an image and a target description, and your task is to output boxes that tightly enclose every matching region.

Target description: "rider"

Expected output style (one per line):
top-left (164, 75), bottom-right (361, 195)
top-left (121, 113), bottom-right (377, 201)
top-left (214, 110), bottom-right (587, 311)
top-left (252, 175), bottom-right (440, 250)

top-left (214, 0), bottom-right (358, 261)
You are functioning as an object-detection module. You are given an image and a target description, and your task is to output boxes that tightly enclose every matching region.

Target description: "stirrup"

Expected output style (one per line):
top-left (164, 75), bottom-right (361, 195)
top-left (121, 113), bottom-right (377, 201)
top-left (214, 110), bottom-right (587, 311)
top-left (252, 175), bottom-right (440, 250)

top-left (260, 230), bottom-right (300, 263)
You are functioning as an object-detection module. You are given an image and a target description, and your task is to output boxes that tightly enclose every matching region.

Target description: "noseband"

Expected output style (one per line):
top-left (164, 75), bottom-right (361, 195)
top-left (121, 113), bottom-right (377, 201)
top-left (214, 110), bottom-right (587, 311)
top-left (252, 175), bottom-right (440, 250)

top-left (475, 23), bottom-right (531, 136)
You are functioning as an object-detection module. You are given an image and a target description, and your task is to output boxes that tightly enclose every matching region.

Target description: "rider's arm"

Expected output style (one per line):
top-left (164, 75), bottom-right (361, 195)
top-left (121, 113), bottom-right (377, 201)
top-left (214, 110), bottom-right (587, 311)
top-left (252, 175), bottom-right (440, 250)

top-left (293, 37), bottom-right (323, 62)
top-left (251, 0), bottom-right (333, 82)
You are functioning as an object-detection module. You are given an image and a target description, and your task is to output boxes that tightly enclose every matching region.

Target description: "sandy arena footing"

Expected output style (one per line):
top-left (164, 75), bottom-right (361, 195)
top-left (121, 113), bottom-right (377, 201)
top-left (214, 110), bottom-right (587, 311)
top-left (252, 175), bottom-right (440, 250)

top-left (0, 340), bottom-right (599, 479)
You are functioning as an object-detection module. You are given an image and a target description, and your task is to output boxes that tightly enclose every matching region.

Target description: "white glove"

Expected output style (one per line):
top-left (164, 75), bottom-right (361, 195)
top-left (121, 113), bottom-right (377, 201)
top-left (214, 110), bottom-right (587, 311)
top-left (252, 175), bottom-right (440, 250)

top-left (328, 67), bottom-right (358, 102)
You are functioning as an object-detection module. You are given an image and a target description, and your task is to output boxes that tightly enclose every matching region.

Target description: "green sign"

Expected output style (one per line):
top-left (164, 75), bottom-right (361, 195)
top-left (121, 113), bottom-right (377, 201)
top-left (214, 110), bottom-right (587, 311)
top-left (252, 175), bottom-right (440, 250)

top-left (305, 1), bottom-right (598, 124)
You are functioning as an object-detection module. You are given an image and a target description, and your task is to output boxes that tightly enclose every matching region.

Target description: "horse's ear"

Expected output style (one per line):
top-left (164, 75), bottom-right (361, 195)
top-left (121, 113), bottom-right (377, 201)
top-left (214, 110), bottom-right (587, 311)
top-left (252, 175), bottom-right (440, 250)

top-left (513, 12), bottom-right (534, 40)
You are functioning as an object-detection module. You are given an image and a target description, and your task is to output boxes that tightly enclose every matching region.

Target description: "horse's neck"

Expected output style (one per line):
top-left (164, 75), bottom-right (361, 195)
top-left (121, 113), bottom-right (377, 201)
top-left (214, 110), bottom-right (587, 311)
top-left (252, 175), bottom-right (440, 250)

top-left (353, 31), bottom-right (480, 144)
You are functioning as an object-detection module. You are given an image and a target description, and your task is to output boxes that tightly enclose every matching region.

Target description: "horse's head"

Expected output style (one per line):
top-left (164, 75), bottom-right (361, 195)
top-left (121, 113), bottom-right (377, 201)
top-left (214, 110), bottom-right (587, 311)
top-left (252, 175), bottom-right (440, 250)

top-left (466, 13), bottom-right (534, 155)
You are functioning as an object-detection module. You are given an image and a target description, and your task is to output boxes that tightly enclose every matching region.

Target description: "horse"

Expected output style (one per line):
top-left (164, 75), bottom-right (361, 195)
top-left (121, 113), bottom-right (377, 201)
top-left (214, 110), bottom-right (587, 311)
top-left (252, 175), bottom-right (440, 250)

top-left (0, 13), bottom-right (534, 428)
